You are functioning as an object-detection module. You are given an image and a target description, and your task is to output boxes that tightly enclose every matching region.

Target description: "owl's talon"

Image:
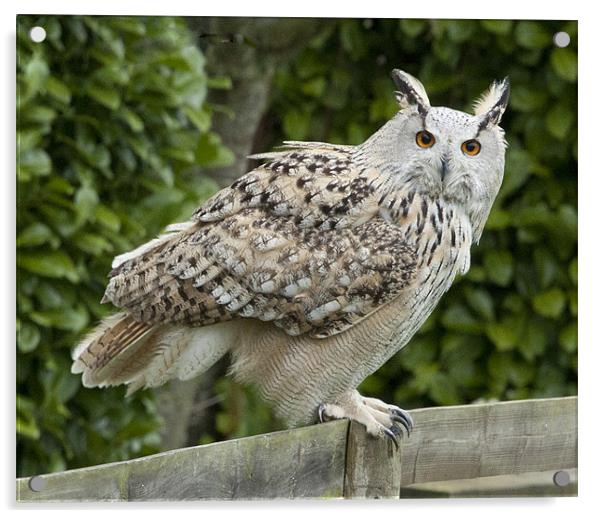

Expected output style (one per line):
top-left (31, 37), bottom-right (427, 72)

top-left (317, 392), bottom-right (414, 449)
top-left (390, 408), bottom-right (413, 435)
top-left (390, 413), bottom-right (411, 437)
top-left (382, 427), bottom-right (400, 450)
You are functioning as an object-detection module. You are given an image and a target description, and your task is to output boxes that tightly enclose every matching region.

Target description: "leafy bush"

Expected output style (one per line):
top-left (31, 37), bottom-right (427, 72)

top-left (215, 19), bottom-right (577, 436)
top-left (16, 15), bottom-right (231, 476)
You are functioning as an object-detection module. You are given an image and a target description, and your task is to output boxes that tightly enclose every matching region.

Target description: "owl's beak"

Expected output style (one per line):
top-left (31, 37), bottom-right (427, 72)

top-left (439, 155), bottom-right (450, 181)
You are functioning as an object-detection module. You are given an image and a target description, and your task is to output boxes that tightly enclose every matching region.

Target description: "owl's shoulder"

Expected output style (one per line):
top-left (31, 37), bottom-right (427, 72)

top-left (192, 142), bottom-right (388, 230)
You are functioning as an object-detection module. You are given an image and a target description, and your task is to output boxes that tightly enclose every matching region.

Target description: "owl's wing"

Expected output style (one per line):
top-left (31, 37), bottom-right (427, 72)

top-left (103, 144), bottom-right (418, 338)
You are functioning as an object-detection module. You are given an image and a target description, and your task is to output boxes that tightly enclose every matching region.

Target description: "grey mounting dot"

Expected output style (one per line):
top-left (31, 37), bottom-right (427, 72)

top-left (553, 32), bottom-right (570, 48)
top-left (29, 26), bottom-right (46, 43)
top-left (28, 475), bottom-right (46, 492)
top-left (553, 470), bottom-right (570, 487)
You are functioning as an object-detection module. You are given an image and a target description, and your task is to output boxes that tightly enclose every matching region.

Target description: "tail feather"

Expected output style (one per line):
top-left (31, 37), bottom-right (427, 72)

top-left (72, 314), bottom-right (240, 393)
top-left (71, 312), bottom-right (157, 388)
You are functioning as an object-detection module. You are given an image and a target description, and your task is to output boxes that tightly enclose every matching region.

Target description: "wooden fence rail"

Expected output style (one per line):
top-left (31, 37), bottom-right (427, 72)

top-left (16, 396), bottom-right (577, 501)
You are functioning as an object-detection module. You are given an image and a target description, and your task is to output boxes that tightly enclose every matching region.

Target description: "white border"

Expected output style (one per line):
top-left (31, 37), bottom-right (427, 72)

top-left (3, 0), bottom-right (597, 515)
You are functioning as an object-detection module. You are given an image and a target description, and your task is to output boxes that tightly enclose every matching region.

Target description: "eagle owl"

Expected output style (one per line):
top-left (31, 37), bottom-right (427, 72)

top-left (72, 69), bottom-right (509, 445)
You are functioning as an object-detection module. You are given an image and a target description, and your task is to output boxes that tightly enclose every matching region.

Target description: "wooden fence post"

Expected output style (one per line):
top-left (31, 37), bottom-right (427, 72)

top-left (343, 421), bottom-right (403, 498)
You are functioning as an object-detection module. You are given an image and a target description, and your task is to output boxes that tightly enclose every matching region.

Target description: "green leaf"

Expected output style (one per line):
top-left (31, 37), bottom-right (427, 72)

top-left (18, 149), bottom-right (52, 180)
top-left (207, 76), bottom-right (232, 89)
top-left (18, 250), bottom-right (79, 282)
top-left (483, 250), bottom-right (514, 286)
top-left (518, 320), bottom-right (548, 361)
top-left (515, 21), bottom-right (550, 49)
top-left (45, 76), bottom-right (72, 104)
top-left (399, 336), bottom-right (437, 370)
top-left (550, 48), bottom-right (577, 82)
top-left (119, 107), bottom-right (144, 133)
top-left (72, 233), bottom-right (113, 255)
top-left (464, 287), bottom-right (495, 321)
top-left (481, 20), bottom-right (513, 35)
top-left (184, 106), bottom-right (211, 132)
top-left (93, 205), bottom-right (121, 232)
top-left (17, 223), bottom-right (57, 248)
top-left (485, 208), bottom-right (512, 230)
top-left (499, 146), bottom-right (532, 200)
top-left (509, 86), bottom-right (548, 112)
top-left (533, 247), bottom-right (558, 289)
top-left (545, 103), bottom-right (575, 140)
top-left (31, 304), bottom-right (89, 332)
top-left (163, 147), bottom-right (195, 163)
top-left (195, 133), bottom-right (235, 168)
top-left (16, 393), bottom-right (40, 439)
top-left (339, 20), bottom-right (366, 59)
top-left (34, 282), bottom-right (70, 309)
top-left (440, 305), bottom-right (483, 333)
top-left (22, 105), bottom-right (57, 125)
top-left (86, 84), bottom-right (121, 110)
top-left (568, 258), bottom-right (578, 285)
top-left (429, 373), bottom-right (461, 405)
top-left (301, 77), bottom-right (327, 97)
top-left (17, 416), bottom-right (40, 440)
top-left (465, 265), bottom-right (486, 282)
top-left (283, 109), bottom-right (311, 140)
top-left (21, 54), bottom-right (49, 102)
top-left (559, 321), bottom-right (577, 353)
top-left (532, 288), bottom-right (566, 318)
top-left (486, 315), bottom-right (525, 351)
top-left (443, 20), bottom-right (475, 44)
top-left (399, 19), bottom-right (426, 37)
top-left (74, 184), bottom-right (99, 222)
top-left (18, 322), bottom-right (41, 352)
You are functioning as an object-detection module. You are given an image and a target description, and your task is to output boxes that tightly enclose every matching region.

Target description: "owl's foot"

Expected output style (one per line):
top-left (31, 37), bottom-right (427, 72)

top-left (317, 390), bottom-right (414, 449)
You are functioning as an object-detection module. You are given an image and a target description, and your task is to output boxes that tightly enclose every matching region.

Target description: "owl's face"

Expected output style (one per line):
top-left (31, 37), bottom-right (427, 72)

top-left (362, 69), bottom-right (510, 241)
top-left (393, 106), bottom-right (506, 205)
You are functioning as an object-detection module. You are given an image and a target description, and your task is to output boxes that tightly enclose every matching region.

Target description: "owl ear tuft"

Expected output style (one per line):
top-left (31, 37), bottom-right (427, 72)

top-left (473, 77), bottom-right (510, 127)
top-left (391, 69), bottom-right (430, 116)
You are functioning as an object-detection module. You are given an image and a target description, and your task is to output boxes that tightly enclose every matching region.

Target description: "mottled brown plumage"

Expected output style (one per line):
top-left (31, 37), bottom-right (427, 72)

top-left (72, 69), bottom-right (509, 442)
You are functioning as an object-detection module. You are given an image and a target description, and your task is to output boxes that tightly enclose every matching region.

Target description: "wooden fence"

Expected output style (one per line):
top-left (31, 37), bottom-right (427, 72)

top-left (16, 396), bottom-right (577, 501)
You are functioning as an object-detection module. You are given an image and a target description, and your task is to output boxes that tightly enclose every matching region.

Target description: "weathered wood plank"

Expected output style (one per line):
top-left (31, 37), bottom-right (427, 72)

top-left (16, 397), bottom-right (577, 501)
top-left (399, 469), bottom-right (577, 498)
top-left (399, 396), bottom-right (577, 486)
top-left (343, 420), bottom-right (402, 498)
top-left (16, 419), bottom-right (349, 502)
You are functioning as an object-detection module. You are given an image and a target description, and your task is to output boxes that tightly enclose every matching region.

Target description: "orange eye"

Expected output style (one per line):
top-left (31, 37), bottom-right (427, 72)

top-left (461, 139), bottom-right (481, 156)
top-left (415, 130), bottom-right (435, 149)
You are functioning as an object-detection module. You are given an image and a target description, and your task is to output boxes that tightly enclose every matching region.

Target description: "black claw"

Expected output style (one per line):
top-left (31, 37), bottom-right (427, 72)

top-left (390, 414), bottom-right (411, 437)
top-left (391, 408), bottom-right (414, 433)
top-left (389, 423), bottom-right (403, 436)
top-left (317, 403), bottom-right (327, 423)
top-left (383, 427), bottom-right (400, 450)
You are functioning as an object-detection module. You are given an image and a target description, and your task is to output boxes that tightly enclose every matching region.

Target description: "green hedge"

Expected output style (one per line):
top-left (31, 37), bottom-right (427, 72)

top-left (16, 15), bottom-right (232, 476)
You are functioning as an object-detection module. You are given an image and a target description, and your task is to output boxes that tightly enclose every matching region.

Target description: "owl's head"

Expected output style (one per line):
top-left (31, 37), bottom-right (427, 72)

top-left (362, 69), bottom-right (510, 241)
